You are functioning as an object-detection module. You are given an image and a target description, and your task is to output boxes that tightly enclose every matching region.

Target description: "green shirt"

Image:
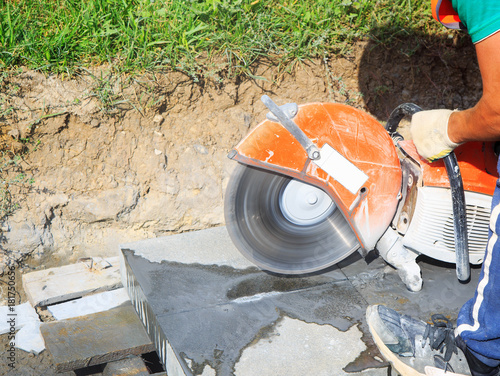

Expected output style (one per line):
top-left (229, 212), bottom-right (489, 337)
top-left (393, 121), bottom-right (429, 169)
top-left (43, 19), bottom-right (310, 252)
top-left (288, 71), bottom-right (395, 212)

top-left (451, 0), bottom-right (500, 43)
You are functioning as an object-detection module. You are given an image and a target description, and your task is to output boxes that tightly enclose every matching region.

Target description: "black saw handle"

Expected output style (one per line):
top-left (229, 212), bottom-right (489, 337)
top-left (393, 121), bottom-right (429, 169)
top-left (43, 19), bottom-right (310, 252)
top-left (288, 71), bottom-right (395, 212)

top-left (387, 103), bottom-right (470, 283)
top-left (443, 153), bottom-right (470, 282)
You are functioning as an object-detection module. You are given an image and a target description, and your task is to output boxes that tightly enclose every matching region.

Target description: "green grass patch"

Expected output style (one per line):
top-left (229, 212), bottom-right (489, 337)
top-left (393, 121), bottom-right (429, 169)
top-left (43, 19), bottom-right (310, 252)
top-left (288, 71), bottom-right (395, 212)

top-left (0, 0), bottom-right (453, 77)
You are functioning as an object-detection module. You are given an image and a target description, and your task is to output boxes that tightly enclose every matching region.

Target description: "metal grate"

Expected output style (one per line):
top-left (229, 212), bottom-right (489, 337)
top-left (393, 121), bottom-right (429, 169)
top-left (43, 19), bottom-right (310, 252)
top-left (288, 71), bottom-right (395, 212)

top-left (402, 187), bottom-right (491, 264)
top-left (121, 249), bottom-right (192, 376)
top-left (442, 205), bottom-right (490, 252)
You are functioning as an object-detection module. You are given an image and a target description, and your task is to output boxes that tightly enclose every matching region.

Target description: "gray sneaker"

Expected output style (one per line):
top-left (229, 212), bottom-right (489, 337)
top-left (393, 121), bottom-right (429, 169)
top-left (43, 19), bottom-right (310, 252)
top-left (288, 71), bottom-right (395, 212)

top-left (366, 305), bottom-right (470, 376)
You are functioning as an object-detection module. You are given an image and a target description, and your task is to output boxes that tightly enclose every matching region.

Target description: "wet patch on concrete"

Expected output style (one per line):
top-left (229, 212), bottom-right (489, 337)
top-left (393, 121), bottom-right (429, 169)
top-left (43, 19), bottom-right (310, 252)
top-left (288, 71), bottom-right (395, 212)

top-left (226, 274), bottom-right (337, 300)
top-left (343, 323), bottom-right (389, 373)
top-left (122, 249), bottom-right (345, 315)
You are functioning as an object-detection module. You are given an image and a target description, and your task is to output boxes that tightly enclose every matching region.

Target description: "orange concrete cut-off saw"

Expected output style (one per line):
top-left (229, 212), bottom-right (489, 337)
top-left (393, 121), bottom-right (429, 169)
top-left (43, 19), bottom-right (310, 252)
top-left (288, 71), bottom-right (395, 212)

top-left (224, 97), bottom-right (498, 292)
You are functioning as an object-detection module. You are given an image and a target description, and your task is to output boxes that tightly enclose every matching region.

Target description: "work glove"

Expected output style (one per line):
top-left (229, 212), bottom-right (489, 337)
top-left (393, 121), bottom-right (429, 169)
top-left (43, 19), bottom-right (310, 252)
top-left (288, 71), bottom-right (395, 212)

top-left (410, 109), bottom-right (462, 162)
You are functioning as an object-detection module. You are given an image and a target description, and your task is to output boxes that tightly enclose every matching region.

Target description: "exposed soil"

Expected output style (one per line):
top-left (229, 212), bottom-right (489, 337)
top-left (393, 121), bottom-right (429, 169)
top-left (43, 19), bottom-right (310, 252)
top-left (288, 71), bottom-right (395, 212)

top-left (0, 335), bottom-right (62, 376)
top-left (0, 36), bottom-right (482, 374)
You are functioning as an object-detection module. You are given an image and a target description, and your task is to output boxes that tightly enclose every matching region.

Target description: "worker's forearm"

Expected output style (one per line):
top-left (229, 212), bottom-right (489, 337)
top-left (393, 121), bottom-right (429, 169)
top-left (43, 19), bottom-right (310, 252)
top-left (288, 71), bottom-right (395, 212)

top-left (448, 97), bottom-right (500, 143)
top-left (448, 32), bottom-right (500, 144)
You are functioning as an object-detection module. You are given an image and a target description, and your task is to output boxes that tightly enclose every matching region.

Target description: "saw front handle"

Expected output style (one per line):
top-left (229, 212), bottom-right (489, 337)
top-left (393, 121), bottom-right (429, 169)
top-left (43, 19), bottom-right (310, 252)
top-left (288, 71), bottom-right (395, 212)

top-left (386, 103), bottom-right (470, 283)
top-left (443, 153), bottom-right (470, 282)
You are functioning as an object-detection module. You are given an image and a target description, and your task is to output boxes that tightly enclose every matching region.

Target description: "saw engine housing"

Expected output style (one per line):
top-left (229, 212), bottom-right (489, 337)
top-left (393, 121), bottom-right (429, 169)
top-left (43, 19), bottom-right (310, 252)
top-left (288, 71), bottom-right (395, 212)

top-left (394, 140), bottom-right (496, 265)
top-left (225, 99), bottom-right (498, 291)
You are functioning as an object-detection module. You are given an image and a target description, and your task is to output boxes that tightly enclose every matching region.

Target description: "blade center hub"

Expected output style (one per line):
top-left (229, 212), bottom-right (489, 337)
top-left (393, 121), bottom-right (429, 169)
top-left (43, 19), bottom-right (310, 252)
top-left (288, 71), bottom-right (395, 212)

top-left (306, 193), bottom-right (318, 205)
top-left (279, 179), bottom-right (336, 226)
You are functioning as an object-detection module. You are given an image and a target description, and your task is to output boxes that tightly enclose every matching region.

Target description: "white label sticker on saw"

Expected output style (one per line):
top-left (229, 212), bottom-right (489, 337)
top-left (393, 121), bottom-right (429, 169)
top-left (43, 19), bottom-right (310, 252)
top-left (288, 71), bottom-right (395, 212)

top-left (313, 143), bottom-right (368, 194)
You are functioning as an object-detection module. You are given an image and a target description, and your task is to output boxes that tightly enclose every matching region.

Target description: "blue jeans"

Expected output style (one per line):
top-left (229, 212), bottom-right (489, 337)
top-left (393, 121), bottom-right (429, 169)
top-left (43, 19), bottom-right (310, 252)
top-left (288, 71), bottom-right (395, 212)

top-left (457, 156), bottom-right (500, 365)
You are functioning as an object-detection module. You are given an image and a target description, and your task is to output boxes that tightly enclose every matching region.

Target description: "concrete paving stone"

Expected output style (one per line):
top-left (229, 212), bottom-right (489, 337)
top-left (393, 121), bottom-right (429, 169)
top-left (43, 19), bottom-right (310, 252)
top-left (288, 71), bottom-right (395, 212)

top-left (150, 280), bottom-right (373, 375)
top-left (120, 226), bottom-right (346, 280)
top-left (41, 304), bottom-right (155, 372)
top-left (120, 226), bottom-right (257, 270)
top-left (120, 226), bottom-right (390, 376)
top-left (47, 288), bottom-right (130, 320)
top-left (120, 226), bottom-right (483, 376)
top-left (102, 355), bottom-right (149, 376)
top-left (22, 256), bottom-right (122, 307)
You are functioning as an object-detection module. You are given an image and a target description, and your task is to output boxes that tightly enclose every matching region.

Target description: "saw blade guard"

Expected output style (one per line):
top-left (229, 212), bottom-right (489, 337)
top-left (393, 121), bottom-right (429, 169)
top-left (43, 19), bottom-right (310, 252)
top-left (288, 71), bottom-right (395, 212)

top-left (228, 102), bottom-right (402, 253)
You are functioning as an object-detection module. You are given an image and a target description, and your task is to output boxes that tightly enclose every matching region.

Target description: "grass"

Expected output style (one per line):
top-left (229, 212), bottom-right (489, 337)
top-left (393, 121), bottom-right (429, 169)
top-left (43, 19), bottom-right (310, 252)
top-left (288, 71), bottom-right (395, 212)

top-left (0, 0), bottom-right (451, 78)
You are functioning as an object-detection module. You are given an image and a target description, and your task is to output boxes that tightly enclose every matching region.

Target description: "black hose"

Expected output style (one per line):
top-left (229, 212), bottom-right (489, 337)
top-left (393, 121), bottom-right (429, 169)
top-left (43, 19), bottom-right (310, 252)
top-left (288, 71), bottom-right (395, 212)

top-left (386, 103), bottom-right (470, 282)
top-left (444, 153), bottom-right (470, 282)
top-left (385, 103), bottom-right (423, 135)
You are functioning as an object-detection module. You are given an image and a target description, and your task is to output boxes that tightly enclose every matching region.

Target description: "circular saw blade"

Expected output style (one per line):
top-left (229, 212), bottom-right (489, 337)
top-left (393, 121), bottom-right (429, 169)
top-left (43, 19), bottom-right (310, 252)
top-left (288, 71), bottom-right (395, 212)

top-left (224, 164), bottom-right (360, 274)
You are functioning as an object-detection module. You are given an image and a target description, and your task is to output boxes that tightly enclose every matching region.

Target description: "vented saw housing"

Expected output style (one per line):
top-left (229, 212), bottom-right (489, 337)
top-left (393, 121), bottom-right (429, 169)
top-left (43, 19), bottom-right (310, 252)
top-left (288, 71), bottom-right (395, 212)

top-left (394, 140), bottom-right (497, 266)
top-left (402, 186), bottom-right (491, 264)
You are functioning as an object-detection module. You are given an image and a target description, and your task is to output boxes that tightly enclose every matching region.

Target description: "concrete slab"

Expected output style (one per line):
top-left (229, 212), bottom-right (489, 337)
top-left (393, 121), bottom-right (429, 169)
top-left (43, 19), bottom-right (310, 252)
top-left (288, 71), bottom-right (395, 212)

top-left (234, 317), bottom-right (373, 376)
top-left (121, 227), bottom-right (384, 375)
top-left (120, 226), bottom-right (482, 376)
top-left (41, 304), bottom-right (155, 372)
top-left (102, 355), bottom-right (149, 376)
top-left (22, 256), bottom-right (122, 307)
top-left (121, 226), bottom-right (257, 270)
top-left (47, 287), bottom-right (130, 320)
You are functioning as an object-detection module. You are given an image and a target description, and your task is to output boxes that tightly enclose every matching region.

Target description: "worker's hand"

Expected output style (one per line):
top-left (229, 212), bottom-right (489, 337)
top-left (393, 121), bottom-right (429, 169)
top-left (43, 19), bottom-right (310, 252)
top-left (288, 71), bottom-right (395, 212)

top-left (410, 109), bottom-right (462, 162)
